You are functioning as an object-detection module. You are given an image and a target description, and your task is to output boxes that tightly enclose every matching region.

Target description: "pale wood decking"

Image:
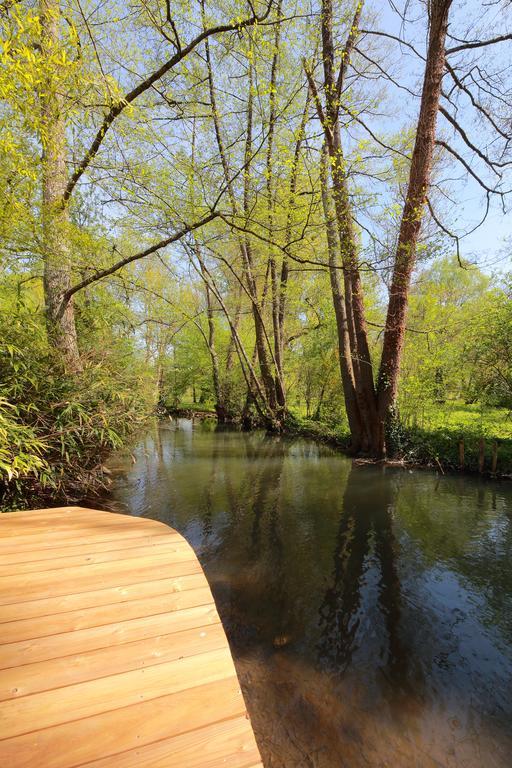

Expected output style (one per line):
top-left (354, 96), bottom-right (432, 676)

top-left (0, 506), bottom-right (263, 768)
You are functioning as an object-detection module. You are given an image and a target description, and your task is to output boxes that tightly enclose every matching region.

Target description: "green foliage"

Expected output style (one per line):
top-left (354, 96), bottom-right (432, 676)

top-left (400, 259), bottom-right (512, 421)
top-left (400, 424), bottom-right (512, 476)
top-left (284, 411), bottom-right (351, 448)
top-left (463, 279), bottom-right (512, 408)
top-left (0, 290), bottom-right (155, 510)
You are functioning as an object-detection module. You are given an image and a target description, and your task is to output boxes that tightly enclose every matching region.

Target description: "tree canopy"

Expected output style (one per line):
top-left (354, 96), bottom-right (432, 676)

top-left (1, 0), bottom-right (511, 504)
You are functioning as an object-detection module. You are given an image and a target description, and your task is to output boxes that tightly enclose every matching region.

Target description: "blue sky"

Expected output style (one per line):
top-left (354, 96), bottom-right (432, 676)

top-left (372, 0), bottom-right (511, 274)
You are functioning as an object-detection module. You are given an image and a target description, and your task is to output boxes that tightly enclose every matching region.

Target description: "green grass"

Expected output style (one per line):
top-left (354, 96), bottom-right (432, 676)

top-left (400, 403), bottom-right (512, 475)
top-left (406, 402), bottom-right (512, 440)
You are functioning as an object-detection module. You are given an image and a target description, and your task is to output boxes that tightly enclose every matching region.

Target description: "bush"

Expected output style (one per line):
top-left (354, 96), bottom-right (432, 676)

top-left (0, 301), bottom-right (155, 510)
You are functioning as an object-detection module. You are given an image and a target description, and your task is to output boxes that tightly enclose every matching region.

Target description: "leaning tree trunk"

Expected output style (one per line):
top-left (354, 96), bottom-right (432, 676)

top-left (265, 0), bottom-right (287, 413)
top-left (377, 0), bottom-right (452, 432)
top-left (40, 0), bottom-right (82, 373)
top-left (242, 50), bottom-right (279, 422)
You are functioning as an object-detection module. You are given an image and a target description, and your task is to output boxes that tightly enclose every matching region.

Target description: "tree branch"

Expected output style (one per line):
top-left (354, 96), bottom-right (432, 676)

top-left (446, 33), bottom-right (512, 55)
top-left (439, 106), bottom-right (509, 173)
top-left (436, 139), bottom-right (505, 198)
top-left (62, 1), bottom-right (273, 203)
top-left (58, 211), bottom-right (219, 316)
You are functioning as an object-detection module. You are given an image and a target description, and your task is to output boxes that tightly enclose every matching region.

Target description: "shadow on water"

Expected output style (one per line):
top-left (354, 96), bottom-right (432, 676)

top-left (102, 419), bottom-right (512, 768)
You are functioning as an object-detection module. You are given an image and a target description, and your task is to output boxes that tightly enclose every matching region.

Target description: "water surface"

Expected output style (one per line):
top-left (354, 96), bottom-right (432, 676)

top-left (104, 418), bottom-right (512, 768)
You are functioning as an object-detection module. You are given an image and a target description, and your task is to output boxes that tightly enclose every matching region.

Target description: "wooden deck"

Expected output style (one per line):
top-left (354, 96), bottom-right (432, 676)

top-left (0, 507), bottom-right (263, 768)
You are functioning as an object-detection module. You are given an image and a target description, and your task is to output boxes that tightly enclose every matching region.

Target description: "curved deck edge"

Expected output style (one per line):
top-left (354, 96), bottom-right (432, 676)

top-left (0, 506), bottom-right (263, 768)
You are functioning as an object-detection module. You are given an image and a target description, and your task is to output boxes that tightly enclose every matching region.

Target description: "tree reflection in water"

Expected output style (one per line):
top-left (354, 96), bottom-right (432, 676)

top-left (318, 466), bottom-right (408, 684)
top-left (105, 422), bottom-right (512, 768)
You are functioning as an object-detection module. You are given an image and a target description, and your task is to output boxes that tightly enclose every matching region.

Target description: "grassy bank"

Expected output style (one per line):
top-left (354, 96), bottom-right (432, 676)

top-left (288, 404), bottom-right (512, 477)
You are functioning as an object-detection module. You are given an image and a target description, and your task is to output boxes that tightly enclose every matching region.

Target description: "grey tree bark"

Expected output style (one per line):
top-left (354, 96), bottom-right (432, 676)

top-left (40, 0), bottom-right (82, 373)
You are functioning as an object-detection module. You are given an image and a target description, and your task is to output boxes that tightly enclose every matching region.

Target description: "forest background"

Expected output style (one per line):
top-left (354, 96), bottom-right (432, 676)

top-left (1, 0), bottom-right (511, 508)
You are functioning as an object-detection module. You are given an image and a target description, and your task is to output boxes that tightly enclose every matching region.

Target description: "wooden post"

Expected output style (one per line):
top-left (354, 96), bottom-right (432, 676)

top-left (491, 441), bottom-right (498, 476)
top-left (478, 437), bottom-right (485, 474)
top-left (459, 438), bottom-right (464, 470)
top-left (380, 420), bottom-right (387, 460)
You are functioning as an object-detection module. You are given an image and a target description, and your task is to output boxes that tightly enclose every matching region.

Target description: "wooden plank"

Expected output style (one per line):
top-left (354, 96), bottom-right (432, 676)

top-left (0, 603), bottom-right (220, 668)
top-left (0, 506), bottom-right (99, 522)
top-left (0, 507), bottom-right (152, 527)
top-left (0, 526), bottom-right (173, 554)
top-left (0, 555), bottom-right (203, 605)
top-left (0, 623), bottom-right (226, 701)
top-left (0, 510), bottom-right (174, 553)
top-left (2, 506), bottom-right (98, 516)
top-left (78, 715), bottom-right (262, 768)
top-left (0, 677), bottom-right (250, 768)
top-left (0, 647), bottom-right (235, 738)
top-left (0, 586), bottom-right (213, 644)
top-left (0, 573), bottom-right (208, 623)
top-left (0, 532), bottom-right (183, 566)
top-left (0, 539), bottom-right (193, 576)
top-left (0, 510), bottom-right (163, 537)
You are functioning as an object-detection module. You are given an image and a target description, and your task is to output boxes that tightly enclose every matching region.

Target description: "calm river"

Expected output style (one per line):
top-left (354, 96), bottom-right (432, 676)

top-left (103, 417), bottom-right (512, 768)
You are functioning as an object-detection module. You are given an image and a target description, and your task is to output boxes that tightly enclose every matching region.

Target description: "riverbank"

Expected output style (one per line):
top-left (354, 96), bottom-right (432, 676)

top-left (164, 405), bottom-right (218, 420)
top-left (287, 415), bottom-right (512, 479)
top-left (165, 403), bottom-right (512, 479)
top-left (4, 404), bottom-right (510, 513)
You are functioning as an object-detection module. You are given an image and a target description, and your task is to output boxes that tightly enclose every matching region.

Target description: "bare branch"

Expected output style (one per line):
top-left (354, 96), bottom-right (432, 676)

top-left (435, 139), bottom-right (501, 196)
top-left (425, 196), bottom-right (461, 264)
top-left (443, 60), bottom-right (511, 144)
top-left (439, 106), bottom-right (509, 173)
top-left (446, 33), bottom-right (512, 55)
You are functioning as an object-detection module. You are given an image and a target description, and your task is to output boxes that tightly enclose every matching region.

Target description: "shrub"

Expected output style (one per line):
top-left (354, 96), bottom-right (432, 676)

top-left (0, 300), bottom-right (155, 509)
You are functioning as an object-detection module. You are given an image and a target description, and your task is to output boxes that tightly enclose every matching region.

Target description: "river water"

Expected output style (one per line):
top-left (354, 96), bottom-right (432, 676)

top-left (103, 418), bottom-right (512, 768)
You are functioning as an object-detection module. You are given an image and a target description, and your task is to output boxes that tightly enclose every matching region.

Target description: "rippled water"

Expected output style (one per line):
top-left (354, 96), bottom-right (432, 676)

top-left (103, 418), bottom-right (512, 767)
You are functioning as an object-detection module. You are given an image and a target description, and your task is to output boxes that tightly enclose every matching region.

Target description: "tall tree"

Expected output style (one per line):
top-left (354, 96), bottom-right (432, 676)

top-left (40, 0), bottom-right (82, 371)
top-left (308, 0), bottom-right (453, 455)
top-left (36, 0), bottom-right (271, 372)
top-left (376, 0), bottom-right (453, 428)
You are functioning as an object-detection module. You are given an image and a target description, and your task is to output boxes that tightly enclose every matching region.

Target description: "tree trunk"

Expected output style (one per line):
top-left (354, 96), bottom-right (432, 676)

top-left (242, 50), bottom-right (280, 422)
top-left (320, 147), bottom-right (364, 450)
top-left (317, 0), bottom-right (379, 452)
top-left (204, 21), bottom-right (278, 423)
top-left (277, 87), bottom-right (310, 400)
top-left (265, 0), bottom-right (286, 413)
top-left (40, 0), bottom-right (82, 373)
top-left (195, 244), bottom-right (226, 421)
top-left (377, 0), bottom-right (452, 425)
